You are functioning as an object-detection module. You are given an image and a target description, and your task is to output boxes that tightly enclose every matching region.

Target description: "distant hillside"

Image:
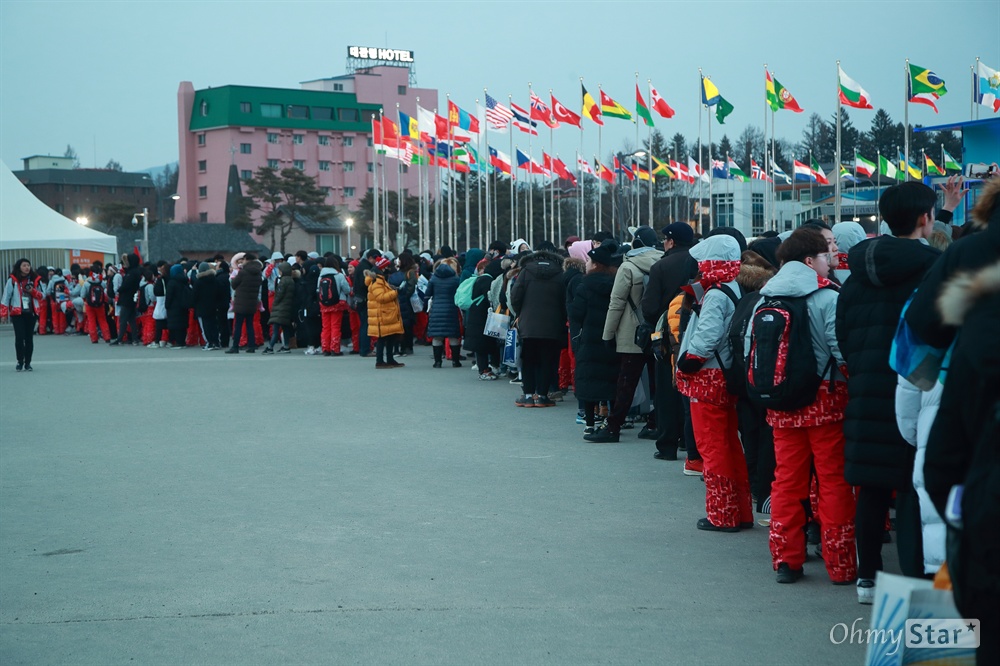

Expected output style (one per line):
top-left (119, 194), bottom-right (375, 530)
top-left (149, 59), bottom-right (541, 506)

top-left (139, 162), bottom-right (178, 181)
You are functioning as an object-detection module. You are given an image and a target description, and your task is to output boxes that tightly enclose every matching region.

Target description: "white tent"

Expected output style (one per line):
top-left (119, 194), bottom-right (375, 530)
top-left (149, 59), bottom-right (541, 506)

top-left (1, 160), bottom-right (117, 254)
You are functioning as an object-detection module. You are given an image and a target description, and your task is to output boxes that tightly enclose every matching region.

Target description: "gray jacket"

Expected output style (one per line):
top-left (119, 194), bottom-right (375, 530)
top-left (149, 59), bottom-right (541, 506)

top-left (602, 246), bottom-right (664, 354)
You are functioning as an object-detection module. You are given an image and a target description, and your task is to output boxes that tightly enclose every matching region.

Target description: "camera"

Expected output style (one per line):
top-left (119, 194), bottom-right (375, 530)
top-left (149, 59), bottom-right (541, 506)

top-left (963, 162), bottom-right (997, 179)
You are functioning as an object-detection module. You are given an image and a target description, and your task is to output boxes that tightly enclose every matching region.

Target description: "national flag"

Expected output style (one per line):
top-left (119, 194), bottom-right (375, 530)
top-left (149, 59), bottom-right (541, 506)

top-left (516, 149), bottom-right (549, 175)
top-left (751, 159), bottom-right (772, 182)
top-left (510, 102), bottom-right (539, 135)
top-left (925, 154), bottom-right (944, 176)
top-left (727, 157), bottom-right (748, 182)
top-left (711, 159), bottom-right (729, 179)
top-left (649, 83), bottom-right (676, 118)
top-left (765, 71), bottom-right (804, 113)
top-left (382, 116), bottom-right (400, 145)
top-left (839, 164), bottom-right (857, 182)
top-left (635, 84), bottom-right (654, 127)
top-left (447, 100), bottom-right (480, 133)
top-left (632, 162), bottom-right (654, 182)
top-left (398, 110), bottom-right (419, 142)
top-left (811, 156), bottom-right (829, 185)
top-left (838, 66), bottom-right (873, 109)
top-left (600, 89), bottom-right (632, 120)
top-left (671, 159), bottom-right (694, 184)
top-left (907, 74), bottom-right (942, 113)
top-left (716, 96), bottom-right (735, 124)
top-left (650, 155), bottom-right (674, 178)
top-left (701, 77), bottom-right (720, 106)
top-left (529, 92), bottom-right (559, 128)
top-left (793, 160), bottom-right (815, 182)
top-left (554, 157), bottom-right (577, 185)
top-left (577, 155), bottom-right (596, 178)
top-left (688, 156), bottom-right (709, 183)
top-left (598, 161), bottom-right (615, 184)
top-left (879, 154), bottom-right (901, 180)
top-left (771, 159), bottom-right (791, 184)
top-left (489, 146), bottom-right (512, 175)
top-left (417, 105), bottom-right (440, 138)
top-left (614, 156), bottom-right (635, 180)
top-left (551, 93), bottom-right (582, 128)
top-left (899, 151), bottom-right (922, 179)
top-left (974, 60), bottom-right (1000, 113)
top-left (855, 153), bottom-right (877, 178)
top-left (908, 63), bottom-right (948, 96)
top-left (433, 112), bottom-right (449, 140)
top-left (582, 83), bottom-right (603, 125)
top-left (942, 148), bottom-right (961, 171)
top-left (484, 93), bottom-right (514, 130)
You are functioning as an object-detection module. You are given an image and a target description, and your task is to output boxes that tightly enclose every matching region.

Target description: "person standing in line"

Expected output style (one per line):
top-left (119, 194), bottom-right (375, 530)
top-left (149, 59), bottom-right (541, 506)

top-left (510, 247), bottom-right (567, 408)
top-left (111, 253), bottom-right (142, 346)
top-left (424, 257), bottom-right (463, 368)
top-left (318, 256), bottom-right (351, 356)
top-left (366, 257), bottom-right (405, 368)
top-left (352, 249), bottom-right (381, 358)
top-left (226, 254), bottom-right (263, 354)
top-left (2, 259), bottom-right (41, 371)
top-left (193, 262), bottom-right (221, 350)
top-left (84, 262), bottom-right (112, 344)
top-left (262, 262), bottom-right (295, 354)
top-left (164, 264), bottom-right (191, 349)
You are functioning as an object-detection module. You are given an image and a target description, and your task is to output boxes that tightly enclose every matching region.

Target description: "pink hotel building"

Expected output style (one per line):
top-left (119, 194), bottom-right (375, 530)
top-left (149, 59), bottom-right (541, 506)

top-left (176, 65), bottom-right (437, 252)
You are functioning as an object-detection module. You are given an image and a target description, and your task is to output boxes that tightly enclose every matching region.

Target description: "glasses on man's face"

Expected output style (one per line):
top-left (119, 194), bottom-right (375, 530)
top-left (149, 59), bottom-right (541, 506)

top-left (815, 252), bottom-right (833, 264)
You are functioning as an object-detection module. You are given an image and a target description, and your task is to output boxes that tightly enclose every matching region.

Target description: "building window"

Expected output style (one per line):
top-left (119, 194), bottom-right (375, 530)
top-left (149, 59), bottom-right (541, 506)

top-left (240, 101), bottom-right (252, 113)
top-left (267, 132), bottom-right (279, 144)
top-left (318, 135), bottom-right (330, 146)
top-left (55, 204), bottom-right (64, 213)
top-left (292, 134), bottom-right (304, 145)
top-left (367, 187), bottom-right (374, 194)
top-left (142, 187), bottom-right (149, 195)
top-left (333, 83), bottom-right (344, 92)
top-left (74, 204), bottom-right (83, 213)
top-left (343, 161), bottom-right (355, 172)
top-left (321, 186), bottom-right (331, 196)
top-left (367, 138), bottom-right (373, 147)
top-left (241, 170), bottom-right (252, 180)
top-left (398, 85), bottom-right (407, 95)
top-left (319, 161), bottom-right (330, 171)
top-left (55, 183), bottom-right (64, 191)
top-left (288, 105), bottom-right (309, 119)
top-left (199, 212), bottom-right (208, 222)
top-left (315, 234), bottom-right (341, 255)
top-left (198, 160), bottom-right (207, 172)
top-left (342, 136), bottom-right (354, 147)
top-left (344, 187), bottom-right (355, 197)
top-left (200, 100), bottom-right (209, 116)
top-left (267, 159), bottom-right (279, 169)
top-left (197, 133), bottom-right (206, 145)
top-left (751, 193), bottom-right (765, 237)
top-left (401, 165), bottom-right (409, 174)
top-left (261, 103), bottom-right (282, 118)
top-left (293, 160), bottom-right (305, 170)
top-left (312, 107), bottom-right (334, 121)
top-left (240, 143), bottom-right (252, 154)
top-left (338, 108), bottom-right (360, 122)
top-left (198, 186), bottom-right (207, 198)
top-left (367, 162), bottom-right (374, 173)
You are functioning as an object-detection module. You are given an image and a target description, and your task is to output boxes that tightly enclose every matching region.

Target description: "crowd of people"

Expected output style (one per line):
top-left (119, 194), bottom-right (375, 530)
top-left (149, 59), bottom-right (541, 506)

top-left (3, 174), bottom-right (998, 663)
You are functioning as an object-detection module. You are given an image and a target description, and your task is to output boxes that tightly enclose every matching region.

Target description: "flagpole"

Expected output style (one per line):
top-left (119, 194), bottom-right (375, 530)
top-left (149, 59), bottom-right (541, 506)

top-left (763, 64), bottom-right (769, 232)
top-left (382, 127), bottom-right (389, 250)
top-left (809, 148), bottom-right (814, 218)
top-left (647, 80), bottom-right (654, 227)
top-left (706, 76), bottom-right (713, 233)
top-left (904, 59), bottom-right (910, 183)
top-left (835, 60), bottom-right (842, 224)
top-left (433, 107), bottom-right (440, 250)
top-left (597, 82), bottom-right (603, 234)
top-left (373, 113), bottom-right (380, 252)
top-left (478, 98), bottom-right (486, 249)
top-left (549, 89), bottom-right (555, 244)
top-left (973, 60), bottom-right (978, 121)
top-left (697, 68), bottom-right (704, 234)
top-left (771, 108), bottom-right (777, 231)
top-left (527, 83), bottom-right (534, 248)
top-left (578, 108), bottom-right (585, 237)
top-left (508, 95), bottom-right (515, 242)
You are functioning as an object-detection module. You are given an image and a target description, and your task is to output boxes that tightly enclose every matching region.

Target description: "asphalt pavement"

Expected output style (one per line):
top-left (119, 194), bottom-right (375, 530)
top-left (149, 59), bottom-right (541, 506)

top-left (0, 329), bottom-right (887, 665)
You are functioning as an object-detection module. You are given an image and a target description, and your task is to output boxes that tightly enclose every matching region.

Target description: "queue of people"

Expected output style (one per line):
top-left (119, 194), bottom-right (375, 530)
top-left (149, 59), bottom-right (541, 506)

top-left (3, 174), bottom-right (998, 664)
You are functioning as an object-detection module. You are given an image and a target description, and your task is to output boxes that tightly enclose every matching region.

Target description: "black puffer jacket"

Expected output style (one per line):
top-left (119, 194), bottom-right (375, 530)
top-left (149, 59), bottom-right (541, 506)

top-left (231, 260), bottom-right (263, 315)
top-left (269, 263), bottom-right (296, 326)
top-left (641, 244), bottom-right (697, 324)
top-left (118, 253), bottom-right (142, 303)
top-left (510, 250), bottom-right (566, 341)
top-left (568, 271), bottom-right (619, 402)
top-left (192, 268), bottom-right (218, 319)
top-left (836, 235), bottom-right (940, 488)
top-left (563, 257), bottom-right (585, 353)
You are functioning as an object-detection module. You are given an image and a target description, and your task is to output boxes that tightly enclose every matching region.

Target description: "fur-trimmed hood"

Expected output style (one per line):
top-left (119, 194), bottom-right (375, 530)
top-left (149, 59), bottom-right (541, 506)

top-left (518, 249), bottom-right (564, 269)
top-left (563, 256), bottom-right (586, 274)
top-left (938, 260), bottom-right (1000, 326)
top-left (197, 268), bottom-right (216, 279)
top-left (736, 262), bottom-right (775, 293)
top-left (971, 176), bottom-right (1000, 229)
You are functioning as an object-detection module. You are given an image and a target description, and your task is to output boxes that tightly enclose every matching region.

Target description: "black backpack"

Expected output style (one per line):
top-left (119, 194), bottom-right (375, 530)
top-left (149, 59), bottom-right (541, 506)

top-left (746, 294), bottom-right (834, 411)
top-left (86, 282), bottom-right (105, 308)
top-left (318, 275), bottom-right (340, 306)
top-left (702, 284), bottom-right (755, 399)
top-left (136, 285), bottom-right (150, 314)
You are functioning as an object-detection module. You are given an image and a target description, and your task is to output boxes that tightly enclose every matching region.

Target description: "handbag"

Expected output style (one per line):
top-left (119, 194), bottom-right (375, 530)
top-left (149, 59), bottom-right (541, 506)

top-left (628, 294), bottom-right (654, 353)
top-left (410, 290), bottom-right (424, 313)
top-left (484, 305), bottom-right (510, 339)
top-left (502, 324), bottom-right (520, 368)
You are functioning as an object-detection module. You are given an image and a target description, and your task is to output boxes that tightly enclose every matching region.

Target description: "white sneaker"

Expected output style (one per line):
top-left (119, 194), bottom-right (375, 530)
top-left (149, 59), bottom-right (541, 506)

top-left (158, 341), bottom-right (166, 348)
top-left (304, 346), bottom-right (317, 355)
top-left (857, 578), bottom-right (875, 605)
top-left (146, 342), bottom-right (159, 349)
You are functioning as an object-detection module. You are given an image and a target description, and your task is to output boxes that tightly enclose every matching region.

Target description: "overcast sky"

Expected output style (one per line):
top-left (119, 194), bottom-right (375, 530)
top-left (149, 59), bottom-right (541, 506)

top-left (1, 0), bottom-right (997, 173)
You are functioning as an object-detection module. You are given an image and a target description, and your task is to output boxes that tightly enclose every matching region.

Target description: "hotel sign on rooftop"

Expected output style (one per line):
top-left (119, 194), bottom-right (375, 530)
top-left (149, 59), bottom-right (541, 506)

top-left (347, 46), bottom-right (414, 63)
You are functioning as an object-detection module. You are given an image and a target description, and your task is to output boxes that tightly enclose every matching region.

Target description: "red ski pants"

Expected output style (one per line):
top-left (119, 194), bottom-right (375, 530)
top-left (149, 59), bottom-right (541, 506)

top-left (770, 422), bottom-right (857, 582)
top-left (87, 306), bottom-right (111, 342)
top-left (321, 303), bottom-right (348, 353)
top-left (690, 399), bottom-right (752, 529)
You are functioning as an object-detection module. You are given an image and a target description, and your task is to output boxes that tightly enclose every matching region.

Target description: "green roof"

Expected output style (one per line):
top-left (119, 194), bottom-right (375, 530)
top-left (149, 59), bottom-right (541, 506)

top-left (189, 85), bottom-right (381, 133)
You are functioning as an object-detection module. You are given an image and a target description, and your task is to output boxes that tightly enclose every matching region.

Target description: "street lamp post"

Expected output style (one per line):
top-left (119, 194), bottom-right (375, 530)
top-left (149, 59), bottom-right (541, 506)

top-left (131, 208), bottom-right (149, 259)
top-left (345, 217), bottom-right (354, 258)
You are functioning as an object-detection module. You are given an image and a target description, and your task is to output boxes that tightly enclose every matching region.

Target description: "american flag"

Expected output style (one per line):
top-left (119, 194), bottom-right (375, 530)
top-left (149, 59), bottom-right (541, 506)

top-left (484, 93), bottom-right (513, 130)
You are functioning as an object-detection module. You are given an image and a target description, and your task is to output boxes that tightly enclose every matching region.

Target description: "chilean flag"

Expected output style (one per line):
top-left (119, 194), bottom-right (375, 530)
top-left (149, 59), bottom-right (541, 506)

top-left (489, 147), bottom-right (512, 175)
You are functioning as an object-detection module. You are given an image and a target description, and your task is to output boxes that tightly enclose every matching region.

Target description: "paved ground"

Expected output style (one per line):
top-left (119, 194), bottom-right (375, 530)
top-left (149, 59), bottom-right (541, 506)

top-left (0, 330), bottom-right (892, 664)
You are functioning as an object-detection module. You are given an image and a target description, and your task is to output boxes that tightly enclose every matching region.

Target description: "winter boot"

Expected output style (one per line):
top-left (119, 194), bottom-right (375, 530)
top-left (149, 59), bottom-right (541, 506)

top-left (450, 345), bottom-right (462, 367)
top-left (432, 345), bottom-right (443, 368)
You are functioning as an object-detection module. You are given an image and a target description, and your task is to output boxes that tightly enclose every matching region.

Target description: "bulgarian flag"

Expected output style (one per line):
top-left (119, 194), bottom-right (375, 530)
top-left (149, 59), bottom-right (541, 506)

top-left (838, 65), bottom-right (873, 109)
top-left (811, 156), bottom-right (829, 185)
top-left (855, 152), bottom-right (877, 178)
top-left (635, 84), bottom-right (654, 127)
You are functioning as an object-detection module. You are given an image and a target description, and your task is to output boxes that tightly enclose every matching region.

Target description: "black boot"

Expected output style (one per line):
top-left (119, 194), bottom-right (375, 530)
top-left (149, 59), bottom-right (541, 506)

top-left (450, 345), bottom-right (462, 367)
top-left (432, 346), bottom-right (443, 368)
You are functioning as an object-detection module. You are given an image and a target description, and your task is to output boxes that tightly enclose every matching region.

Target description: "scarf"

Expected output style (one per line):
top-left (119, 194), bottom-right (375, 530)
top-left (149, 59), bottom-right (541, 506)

top-left (681, 260), bottom-right (741, 303)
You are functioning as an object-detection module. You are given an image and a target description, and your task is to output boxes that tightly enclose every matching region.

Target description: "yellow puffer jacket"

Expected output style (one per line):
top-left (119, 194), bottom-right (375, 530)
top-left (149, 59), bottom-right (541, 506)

top-left (365, 272), bottom-right (403, 338)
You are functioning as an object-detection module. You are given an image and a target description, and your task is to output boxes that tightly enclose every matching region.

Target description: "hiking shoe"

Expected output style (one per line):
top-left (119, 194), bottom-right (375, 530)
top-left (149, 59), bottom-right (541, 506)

top-left (15, 363), bottom-right (23, 372)
top-left (683, 458), bottom-right (704, 476)
top-left (583, 427), bottom-right (619, 443)
top-left (583, 426), bottom-right (596, 436)
top-left (776, 563), bottom-right (804, 584)
top-left (375, 362), bottom-right (390, 369)
top-left (697, 518), bottom-right (740, 533)
top-left (515, 395), bottom-right (534, 408)
top-left (261, 347), bottom-right (274, 355)
top-left (479, 372), bottom-right (498, 381)
top-left (857, 579), bottom-right (875, 604)
top-left (275, 347), bottom-right (290, 354)
top-left (547, 390), bottom-right (564, 402)
top-left (534, 396), bottom-right (556, 408)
